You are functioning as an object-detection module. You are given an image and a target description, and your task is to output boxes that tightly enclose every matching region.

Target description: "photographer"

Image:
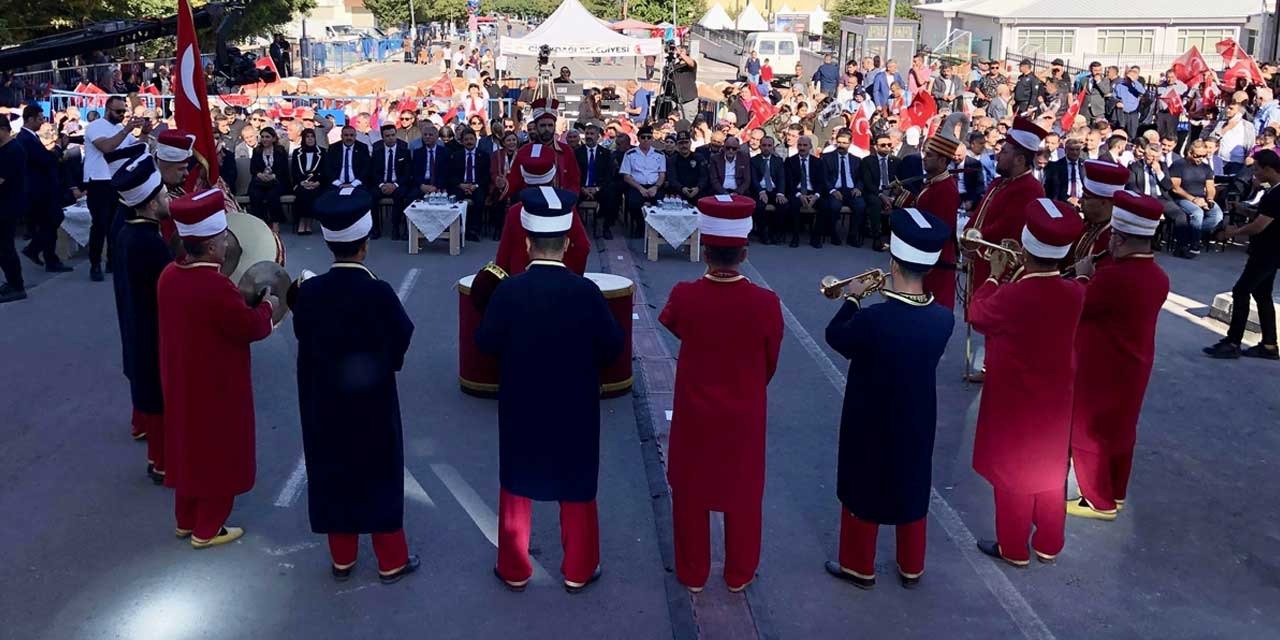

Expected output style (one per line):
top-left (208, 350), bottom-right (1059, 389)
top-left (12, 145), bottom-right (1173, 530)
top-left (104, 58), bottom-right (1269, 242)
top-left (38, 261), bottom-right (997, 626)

top-left (672, 46), bottom-right (699, 123)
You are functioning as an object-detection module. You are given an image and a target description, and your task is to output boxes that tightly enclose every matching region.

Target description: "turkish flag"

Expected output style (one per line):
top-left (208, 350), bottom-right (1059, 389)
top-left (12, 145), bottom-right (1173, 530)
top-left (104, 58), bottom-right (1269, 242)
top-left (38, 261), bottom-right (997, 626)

top-left (743, 91), bottom-right (778, 132)
top-left (1060, 86), bottom-right (1088, 131)
top-left (1171, 46), bottom-right (1211, 84)
top-left (850, 107), bottom-right (871, 156)
top-left (1161, 85), bottom-right (1186, 115)
top-left (255, 55), bottom-right (280, 82)
top-left (429, 73), bottom-right (455, 98)
top-left (174, 0), bottom-right (217, 191)
top-left (899, 91), bottom-right (936, 132)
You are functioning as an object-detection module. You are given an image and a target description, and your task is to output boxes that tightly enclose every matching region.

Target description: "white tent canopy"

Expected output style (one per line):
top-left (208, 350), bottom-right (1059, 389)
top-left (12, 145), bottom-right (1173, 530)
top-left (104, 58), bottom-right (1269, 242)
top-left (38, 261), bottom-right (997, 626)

top-left (699, 4), bottom-right (734, 30)
top-left (736, 4), bottom-right (769, 32)
top-left (499, 0), bottom-right (661, 58)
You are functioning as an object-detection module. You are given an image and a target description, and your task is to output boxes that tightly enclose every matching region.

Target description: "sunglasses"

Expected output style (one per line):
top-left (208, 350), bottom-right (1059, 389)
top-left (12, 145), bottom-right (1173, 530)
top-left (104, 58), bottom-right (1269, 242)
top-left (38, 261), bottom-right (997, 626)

top-left (400, 116), bottom-right (414, 121)
top-left (111, 109), bottom-right (128, 115)
top-left (639, 134), bottom-right (653, 139)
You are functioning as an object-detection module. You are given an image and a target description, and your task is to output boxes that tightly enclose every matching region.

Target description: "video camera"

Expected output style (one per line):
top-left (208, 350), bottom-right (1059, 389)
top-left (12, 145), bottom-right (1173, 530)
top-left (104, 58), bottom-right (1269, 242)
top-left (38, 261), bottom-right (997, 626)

top-left (538, 44), bottom-right (551, 68)
top-left (217, 47), bottom-right (277, 86)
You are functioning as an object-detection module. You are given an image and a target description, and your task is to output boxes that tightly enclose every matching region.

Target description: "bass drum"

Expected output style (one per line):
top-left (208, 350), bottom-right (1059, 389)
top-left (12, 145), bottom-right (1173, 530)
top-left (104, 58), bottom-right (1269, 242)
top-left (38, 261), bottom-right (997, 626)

top-left (585, 273), bottom-right (634, 398)
top-left (457, 274), bottom-right (501, 398)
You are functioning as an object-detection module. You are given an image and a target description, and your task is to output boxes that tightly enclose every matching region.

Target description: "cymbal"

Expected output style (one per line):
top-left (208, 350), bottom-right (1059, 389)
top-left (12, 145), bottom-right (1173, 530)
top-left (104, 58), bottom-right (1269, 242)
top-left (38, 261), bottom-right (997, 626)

top-left (238, 261), bottom-right (292, 325)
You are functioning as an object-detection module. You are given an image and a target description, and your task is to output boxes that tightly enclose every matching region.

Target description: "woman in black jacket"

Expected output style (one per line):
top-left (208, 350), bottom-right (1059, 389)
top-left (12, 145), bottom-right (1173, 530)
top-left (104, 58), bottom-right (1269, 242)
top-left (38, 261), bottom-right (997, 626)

top-left (249, 127), bottom-right (291, 232)
top-left (290, 128), bottom-right (324, 235)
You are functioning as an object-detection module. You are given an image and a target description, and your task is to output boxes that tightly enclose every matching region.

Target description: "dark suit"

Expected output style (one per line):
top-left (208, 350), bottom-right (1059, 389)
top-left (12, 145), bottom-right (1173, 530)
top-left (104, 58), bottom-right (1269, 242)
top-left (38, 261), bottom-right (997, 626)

top-left (290, 146), bottom-right (324, 224)
top-left (784, 153), bottom-right (830, 246)
top-left (1044, 157), bottom-right (1087, 201)
top-left (955, 158), bottom-right (984, 209)
top-left (249, 146), bottom-right (291, 225)
top-left (322, 142), bottom-right (370, 188)
top-left (707, 150), bottom-right (751, 196)
top-left (16, 128), bottom-right (64, 265)
top-left (0, 139), bottom-right (28, 289)
top-left (858, 152), bottom-right (899, 242)
top-left (445, 147), bottom-right (491, 240)
top-left (823, 150), bottom-right (865, 244)
top-left (666, 152), bottom-right (709, 204)
top-left (368, 139), bottom-right (414, 239)
top-left (576, 144), bottom-right (618, 230)
top-left (1128, 159), bottom-right (1190, 248)
top-left (750, 152), bottom-right (787, 242)
top-left (411, 142), bottom-right (451, 194)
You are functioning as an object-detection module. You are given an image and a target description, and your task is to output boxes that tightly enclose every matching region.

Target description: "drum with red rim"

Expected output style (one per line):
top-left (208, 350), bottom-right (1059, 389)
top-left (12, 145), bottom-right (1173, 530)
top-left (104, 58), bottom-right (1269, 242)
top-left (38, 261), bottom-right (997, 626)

top-left (458, 274), bottom-right (501, 397)
top-left (586, 272), bottom-right (634, 398)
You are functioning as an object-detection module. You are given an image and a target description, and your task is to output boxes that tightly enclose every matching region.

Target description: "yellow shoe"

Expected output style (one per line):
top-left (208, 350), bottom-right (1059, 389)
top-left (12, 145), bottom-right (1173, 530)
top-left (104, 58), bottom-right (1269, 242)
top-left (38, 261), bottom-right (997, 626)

top-left (191, 526), bottom-right (244, 549)
top-left (1115, 499), bottom-right (1126, 511)
top-left (174, 528), bottom-right (193, 538)
top-left (1066, 498), bottom-right (1117, 521)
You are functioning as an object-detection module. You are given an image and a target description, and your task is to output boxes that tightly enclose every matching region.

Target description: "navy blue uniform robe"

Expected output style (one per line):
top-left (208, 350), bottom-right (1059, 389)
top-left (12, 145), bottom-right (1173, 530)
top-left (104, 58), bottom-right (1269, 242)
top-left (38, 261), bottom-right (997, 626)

top-left (475, 262), bottom-right (624, 502)
top-left (293, 263), bottom-right (414, 533)
top-left (113, 218), bottom-right (173, 413)
top-left (825, 292), bottom-right (954, 524)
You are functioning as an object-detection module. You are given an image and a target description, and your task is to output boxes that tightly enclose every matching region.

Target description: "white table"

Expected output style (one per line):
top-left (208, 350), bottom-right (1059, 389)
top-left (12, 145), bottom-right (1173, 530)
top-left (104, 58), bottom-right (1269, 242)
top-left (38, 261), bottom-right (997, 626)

top-left (643, 205), bottom-right (701, 263)
top-left (58, 202), bottom-right (93, 261)
top-left (404, 200), bottom-right (468, 256)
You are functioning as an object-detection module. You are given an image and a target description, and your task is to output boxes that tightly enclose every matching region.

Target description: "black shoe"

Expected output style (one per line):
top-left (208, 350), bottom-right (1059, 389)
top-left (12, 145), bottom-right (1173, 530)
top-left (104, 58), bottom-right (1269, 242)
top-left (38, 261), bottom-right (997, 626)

top-left (848, 234), bottom-right (861, 247)
top-left (146, 463), bottom-right (165, 485)
top-left (90, 265), bottom-right (104, 282)
top-left (105, 262), bottom-right (113, 274)
top-left (20, 245), bottom-right (43, 266)
top-left (564, 566), bottom-right (603, 594)
top-left (331, 564), bottom-right (353, 582)
top-left (810, 239), bottom-right (823, 249)
top-left (898, 572), bottom-right (921, 589)
top-left (0, 284), bottom-right (27, 304)
top-left (379, 554), bottom-right (420, 584)
top-left (830, 235), bottom-right (842, 246)
top-left (789, 235), bottom-right (800, 248)
top-left (871, 240), bottom-right (886, 252)
top-left (1203, 339), bottom-right (1241, 359)
top-left (45, 261), bottom-right (73, 273)
top-left (1242, 344), bottom-right (1280, 360)
top-left (976, 540), bottom-right (1029, 567)
top-left (824, 560), bottom-right (875, 589)
top-left (602, 227), bottom-right (613, 240)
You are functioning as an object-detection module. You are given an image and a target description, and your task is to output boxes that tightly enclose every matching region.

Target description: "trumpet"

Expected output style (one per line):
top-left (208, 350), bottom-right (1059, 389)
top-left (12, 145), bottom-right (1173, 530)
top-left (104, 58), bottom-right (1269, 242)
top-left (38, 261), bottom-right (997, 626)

top-left (961, 228), bottom-right (1023, 262)
top-left (821, 269), bottom-right (888, 300)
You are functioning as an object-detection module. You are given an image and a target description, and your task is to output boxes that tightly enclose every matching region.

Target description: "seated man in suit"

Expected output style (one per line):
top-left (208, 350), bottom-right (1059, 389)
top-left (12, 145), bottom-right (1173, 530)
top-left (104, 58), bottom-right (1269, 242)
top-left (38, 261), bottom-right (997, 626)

top-left (1129, 140), bottom-right (1192, 256)
top-left (823, 129), bottom-right (866, 246)
top-left (707, 136), bottom-right (751, 197)
top-left (368, 124), bottom-right (414, 241)
top-left (950, 146), bottom-right (984, 214)
top-left (323, 125), bottom-right (371, 189)
top-left (576, 123), bottom-right (618, 239)
top-left (666, 131), bottom-right (709, 207)
top-left (784, 135), bottom-right (829, 249)
top-left (750, 136), bottom-right (787, 245)
top-left (859, 133), bottom-right (899, 252)
top-left (412, 124), bottom-right (451, 199)
top-left (446, 128), bottom-right (490, 242)
top-left (1044, 137), bottom-right (1087, 206)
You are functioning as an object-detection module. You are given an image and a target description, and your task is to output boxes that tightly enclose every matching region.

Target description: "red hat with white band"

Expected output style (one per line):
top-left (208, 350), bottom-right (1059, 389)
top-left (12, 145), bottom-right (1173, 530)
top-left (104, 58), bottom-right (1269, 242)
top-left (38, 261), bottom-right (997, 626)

top-left (696, 194), bottom-right (755, 247)
top-left (1110, 190), bottom-right (1163, 237)
top-left (1082, 159), bottom-right (1129, 199)
top-left (170, 188), bottom-right (228, 239)
top-left (1006, 115), bottom-right (1047, 152)
top-left (518, 144), bottom-right (557, 185)
top-left (155, 130), bottom-right (195, 163)
top-left (1022, 198), bottom-right (1084, 260)
top-left (530, 97), bottom-right (559, 124)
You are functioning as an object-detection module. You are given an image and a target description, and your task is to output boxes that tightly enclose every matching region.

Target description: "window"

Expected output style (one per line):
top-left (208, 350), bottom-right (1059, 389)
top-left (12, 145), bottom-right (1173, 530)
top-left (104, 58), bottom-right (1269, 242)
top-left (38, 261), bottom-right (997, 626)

top-left (778, 41), bottom-right (795, 55)
top-left (759, 40), bottom-right (776, 55)
top-left (1096, 29), bottom-right (1154, 55)
top-left (1016, 29), bottom-right (1076, 55)
top-left (1178, 28), bottom-right (1235, 53)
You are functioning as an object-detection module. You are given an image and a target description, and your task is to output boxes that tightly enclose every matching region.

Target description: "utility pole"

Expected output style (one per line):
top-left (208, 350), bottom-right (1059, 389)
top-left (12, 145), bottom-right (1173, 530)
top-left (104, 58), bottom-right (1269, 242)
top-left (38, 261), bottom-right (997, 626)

top-left (885, 0), bottom-right (897, 62)
top-left (410, 0), bottom-right (417, 41)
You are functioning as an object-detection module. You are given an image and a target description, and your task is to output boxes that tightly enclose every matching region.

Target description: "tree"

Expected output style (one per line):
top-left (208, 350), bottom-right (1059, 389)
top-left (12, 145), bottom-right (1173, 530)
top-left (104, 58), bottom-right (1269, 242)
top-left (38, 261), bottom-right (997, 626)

top-left (625, 0), bottom-right (705, 26)
top-left (364, 0), bottom-right (414, 29)
top-left (0, 0), bottom-right (315, 47)
top-left (829, 0), bottom-right (918, 21)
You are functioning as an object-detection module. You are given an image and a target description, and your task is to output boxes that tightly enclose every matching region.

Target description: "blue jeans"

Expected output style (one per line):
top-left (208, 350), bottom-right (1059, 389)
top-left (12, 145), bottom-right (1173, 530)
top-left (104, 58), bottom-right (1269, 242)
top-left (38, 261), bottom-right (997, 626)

top-left (1175, 199), bottom-right (1224, 234)
top-left (747, 72), bottom-right (760, 85)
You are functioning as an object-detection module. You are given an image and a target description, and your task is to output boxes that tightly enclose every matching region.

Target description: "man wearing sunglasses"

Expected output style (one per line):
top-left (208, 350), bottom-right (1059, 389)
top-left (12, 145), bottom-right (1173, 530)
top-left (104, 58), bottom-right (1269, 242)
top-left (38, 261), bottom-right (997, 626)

top-left (82, 96), bottom-right (150, 280)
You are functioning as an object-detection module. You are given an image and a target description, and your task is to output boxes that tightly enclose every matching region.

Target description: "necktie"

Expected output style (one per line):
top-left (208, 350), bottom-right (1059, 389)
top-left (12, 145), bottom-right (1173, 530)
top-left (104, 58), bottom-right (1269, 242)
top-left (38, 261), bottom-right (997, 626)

top-left (879, 156), bottom-right (888, 189)
top-left (841, 155), bottom-right (851, 189)
top-left (466, 151), bottom-right (474, 183)
top-left (763, 157), bottom-right (773, 190)
top-left (1148, 167), bottom-right (1160, 197)
top-left (587, 148), bottom-right (595, 187)
top-left (802, 158), bottom-right (811, 192)
top-left (342, 147), bottom-right (352, 184)
top-left (1069, 161), bottom-right (1079, 197)
top-left (426, 148), bottom-right (434, 181)
top-left (385, 147), bottom-right (394, 183)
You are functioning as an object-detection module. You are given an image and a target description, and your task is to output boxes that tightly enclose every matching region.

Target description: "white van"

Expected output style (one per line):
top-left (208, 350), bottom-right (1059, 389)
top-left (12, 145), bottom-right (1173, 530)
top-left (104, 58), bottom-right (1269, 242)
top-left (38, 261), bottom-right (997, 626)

top-left (738, 32), bottom-right (801, 82)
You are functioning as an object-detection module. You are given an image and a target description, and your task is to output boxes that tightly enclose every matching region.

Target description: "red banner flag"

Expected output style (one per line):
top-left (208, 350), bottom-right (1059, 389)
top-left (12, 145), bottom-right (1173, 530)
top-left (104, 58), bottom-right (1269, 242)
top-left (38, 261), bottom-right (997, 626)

top-left (255, 55), bottom-right (280, 82)
top-left (174, 0), bottom-right (217, 191)
top-left (429, 73), bottom-right (455, 98)
top-left (1160, 87), bottom-right (1185, 115)
top-left (899, 91), bottom-right (937, 133)
top-left (1060, 87), bottom-right (1088, 131)
top-left (1171, 46), bottom-right (1211, 85)
top-left (850, 106), bottom-right (871, 156)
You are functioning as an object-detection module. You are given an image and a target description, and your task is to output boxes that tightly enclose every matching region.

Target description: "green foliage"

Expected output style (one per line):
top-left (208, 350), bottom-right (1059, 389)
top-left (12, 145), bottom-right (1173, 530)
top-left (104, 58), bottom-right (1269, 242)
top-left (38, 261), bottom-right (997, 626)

top-left (364, 0), bottom-right (414, 28)
top-left (829, 0), bottom-right (919, 21)
top-left (418, 0), bottom-right (471, 23)
top-left (625, 0), bottom-right (706, 26)
top-left (0, 0), bottom-right (315, 47)
top-left (485, 0), bottom-right (616, 20)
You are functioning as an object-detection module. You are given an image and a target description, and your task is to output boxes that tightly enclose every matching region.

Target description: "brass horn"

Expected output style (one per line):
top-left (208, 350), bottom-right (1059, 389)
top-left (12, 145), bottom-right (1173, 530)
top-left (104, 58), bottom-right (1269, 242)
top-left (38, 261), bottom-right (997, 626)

top-left (821, 269), bottom-right (888, 300)
top-left (961, 228), bottom-right (1023, 262)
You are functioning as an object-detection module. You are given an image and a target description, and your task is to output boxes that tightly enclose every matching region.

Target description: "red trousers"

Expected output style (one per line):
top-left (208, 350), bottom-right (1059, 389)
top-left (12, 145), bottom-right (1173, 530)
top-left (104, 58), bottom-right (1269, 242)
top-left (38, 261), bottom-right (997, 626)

top-left (327, 530), bottom-right (410, 573)
top-left (174, 494), bottom-right (235, 540)
top-left (133, 409), bottom-right (165, 472)
top-left (838, 509), bottom-right (927, 578)
top-left (1072, 448), bottom-right (1134, 512)
top-left (671, 493), bottom-right (761, 589)
top-left (994, 486), bottom-right (1065, 562)
top-left (496, 488), bottom-right (599, 585)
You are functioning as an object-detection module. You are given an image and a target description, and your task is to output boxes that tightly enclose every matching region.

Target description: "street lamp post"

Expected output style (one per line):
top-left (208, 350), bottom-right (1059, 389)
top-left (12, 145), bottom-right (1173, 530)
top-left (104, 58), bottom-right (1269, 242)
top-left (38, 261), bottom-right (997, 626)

top-left (885, 0), bottom-right (897, 62)
top-left (410, 0), bottom-right (417, 40)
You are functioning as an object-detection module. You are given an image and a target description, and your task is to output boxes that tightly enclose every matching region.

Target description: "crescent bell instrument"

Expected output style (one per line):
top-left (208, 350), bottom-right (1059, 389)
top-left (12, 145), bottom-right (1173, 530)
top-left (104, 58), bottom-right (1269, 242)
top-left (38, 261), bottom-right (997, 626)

top-left (821, 269), bottom-right (888, 300)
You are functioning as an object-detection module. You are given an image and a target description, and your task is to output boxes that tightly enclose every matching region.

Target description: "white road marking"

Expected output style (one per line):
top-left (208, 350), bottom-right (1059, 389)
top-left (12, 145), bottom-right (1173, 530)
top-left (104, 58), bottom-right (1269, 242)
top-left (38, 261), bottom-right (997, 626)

top-left (404, 468), bottom-right (436, 507)
top-left (740, 261), bottom-right (1055, 640)
top-left (273, 454), bottom-right (308, 508)
top-left (664, 410), bottom-right (673, 421)
top-left (429, 463), bottom-right (552, 584)
top-left (397, 268), bottom-right (423, 302)
top-left (264, 541), bottom-right (321, 556)
top-left (632, 313), bottom-right (640, 320)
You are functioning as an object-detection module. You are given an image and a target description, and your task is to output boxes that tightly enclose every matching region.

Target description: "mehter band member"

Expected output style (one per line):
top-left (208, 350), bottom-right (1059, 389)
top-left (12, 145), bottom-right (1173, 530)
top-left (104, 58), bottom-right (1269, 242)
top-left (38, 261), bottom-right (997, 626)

top-left (824, 207), bottom-right (954, 589)
top-left (294, 188), bottom-right (419, 583)
top-left (477, 186), bottom-right (624, 593)
top-left (660, 194), bottom-right (783, 593)
top-left (104, 142), bottom-right (153, 439)
top-left (917, 126), bottom-right (963, 309)
top-left (1065, 159), bottom-right (1129, 273)
top-left (494, 146), bottom-right (591, 275)
top-left (110, 152), bottom-right (174, 484)
top-left (1067, 191), bottom-right (1169, 520)
top-left (158, 189), bottom-right (275, 549)
top-left (970, 198), bottom-right (1085, 567)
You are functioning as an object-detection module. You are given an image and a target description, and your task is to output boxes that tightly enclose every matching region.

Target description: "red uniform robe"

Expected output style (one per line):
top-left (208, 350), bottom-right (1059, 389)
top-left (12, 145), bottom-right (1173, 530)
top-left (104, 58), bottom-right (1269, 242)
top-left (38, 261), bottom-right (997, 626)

top-left (502, 141), bottom-right (581, 198)
top-left (1066, 220), bottom-right (1112, 272)
top-left (494, 201), bottom-right (591, 276)
top-left (969, 271), bottom-right (1085, 493)
top-left (158, 262), bottom-right (274, 497)
top-left (1070, 255), bottom-right (1169, 458)
top-left (916, 172), bottom-right (961, 310)
top-left (963, 171), bottom-right (1044, 314)
top-left (659, 273), bottom-right (783, 511)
